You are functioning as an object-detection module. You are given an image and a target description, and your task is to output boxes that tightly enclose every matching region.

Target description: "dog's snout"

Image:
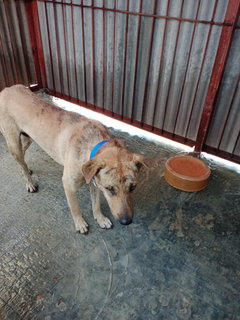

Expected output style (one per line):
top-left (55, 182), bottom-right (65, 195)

top-left (119, 217), bottom-right (132, 225)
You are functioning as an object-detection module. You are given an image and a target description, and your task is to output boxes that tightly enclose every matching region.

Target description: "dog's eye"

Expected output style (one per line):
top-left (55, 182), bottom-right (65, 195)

top-left (129, 184), bottom-right (136, 192)
top-left (106, 186), bottom-right (116, 195)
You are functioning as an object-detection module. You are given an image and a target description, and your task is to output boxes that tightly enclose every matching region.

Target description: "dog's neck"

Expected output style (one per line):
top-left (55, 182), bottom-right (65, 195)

top-left (90, 139), bottom-right (123, 160)
top-left (90, 140), bottom-right (110, 159)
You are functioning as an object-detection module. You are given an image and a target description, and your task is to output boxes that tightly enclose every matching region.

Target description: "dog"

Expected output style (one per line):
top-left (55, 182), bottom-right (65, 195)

top-left (0, 85), bottom-right (154, 234)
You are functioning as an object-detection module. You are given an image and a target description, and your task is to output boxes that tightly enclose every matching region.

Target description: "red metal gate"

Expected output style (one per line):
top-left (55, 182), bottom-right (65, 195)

top-left (1, 0), bottom-right (240, 164)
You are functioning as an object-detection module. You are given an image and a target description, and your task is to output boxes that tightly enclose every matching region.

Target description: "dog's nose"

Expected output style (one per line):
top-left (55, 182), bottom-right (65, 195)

top-left (119, 217), bottom-right (132, 225)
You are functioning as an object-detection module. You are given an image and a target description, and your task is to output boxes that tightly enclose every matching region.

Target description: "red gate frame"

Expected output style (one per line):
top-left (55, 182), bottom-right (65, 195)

top-left (25, 0), bottom-right (240, 163)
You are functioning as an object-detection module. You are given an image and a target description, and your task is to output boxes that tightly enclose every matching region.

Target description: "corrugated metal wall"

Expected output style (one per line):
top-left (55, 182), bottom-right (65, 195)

top-left (0, 0), bottom-right (239, 163)
top-left (0, 0), bottom-right (36, 90)
top-left (37, 0), bottom-right (232, 146)
top-left (204, 26), bottom-right (240, 161)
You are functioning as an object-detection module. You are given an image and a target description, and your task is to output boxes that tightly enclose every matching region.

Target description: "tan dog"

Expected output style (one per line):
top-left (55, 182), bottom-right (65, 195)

top-left (0, 85), bottom-right (153, 234)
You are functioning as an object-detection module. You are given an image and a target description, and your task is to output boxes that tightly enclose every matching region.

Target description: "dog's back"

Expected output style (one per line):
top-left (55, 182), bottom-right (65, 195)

top-left (0, 85), bottom-right (110, 165)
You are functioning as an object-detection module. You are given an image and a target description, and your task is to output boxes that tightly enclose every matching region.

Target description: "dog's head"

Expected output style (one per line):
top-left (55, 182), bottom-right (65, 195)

top-left (82, 144), bottom-right (154, 225)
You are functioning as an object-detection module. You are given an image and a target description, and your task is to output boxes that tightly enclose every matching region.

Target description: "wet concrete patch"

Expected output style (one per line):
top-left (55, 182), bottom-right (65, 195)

top-left (1, 117), bottom-right (240, 319)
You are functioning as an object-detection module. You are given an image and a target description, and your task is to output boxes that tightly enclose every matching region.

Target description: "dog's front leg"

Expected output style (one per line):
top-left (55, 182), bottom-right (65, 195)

top-left (62, 173), bottom-right (88, 234)
top-left (90, 184), bottom-right (112, 229)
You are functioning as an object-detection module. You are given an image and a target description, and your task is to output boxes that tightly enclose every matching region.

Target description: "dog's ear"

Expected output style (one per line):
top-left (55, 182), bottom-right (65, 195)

top-left (133, 154), bottom-right (158, 170)
top-left (82, 159), bottom-right (105, 184)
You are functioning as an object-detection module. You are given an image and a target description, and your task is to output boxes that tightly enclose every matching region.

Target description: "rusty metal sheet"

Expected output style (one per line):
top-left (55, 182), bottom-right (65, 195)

top-left (205, 29), bottom-right (240, 158)
top-left (0, 0), bottom-right (37, 90)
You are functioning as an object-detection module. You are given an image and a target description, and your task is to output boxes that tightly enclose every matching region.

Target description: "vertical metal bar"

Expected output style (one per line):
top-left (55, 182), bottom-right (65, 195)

top-left (140, 0), bottom-right (157, 125)
top-left (81, 0), bottom-right (87, 105)
top-left (111, 0), bottom-right (117, 116)
top-left (71, 0), bottom-right (80, 101)
top-left (151, 0), bottom-right (170, 131)
top-left (172, 0), bottom-right (201, 136)
top-left (25, 0), bottom-right (47, 87)
top-left (91, 0), bottom-right (96, 109)
top-left (61, 0), bottom-right (70, 96)
top-left (130, 0), bottom-right (143, 122)
top-left (44, 0), bottom-right (56, 93)
top-left (195, 0), bottom-right (240, 152)
top-left (53, 1), bottom-right (64, 95)
top-left (102, 0), bottom-right (105, 111)
top-left (121, 0), bottom-right (130, 119)
top-left (161, 0), bottom-right (185, 133)
top-left (185, 0), bottom-right (218, 140)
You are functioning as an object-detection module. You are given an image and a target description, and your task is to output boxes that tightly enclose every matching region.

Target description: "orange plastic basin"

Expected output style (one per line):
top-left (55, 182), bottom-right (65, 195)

top-left (164, 156), bottom-right (210, 192)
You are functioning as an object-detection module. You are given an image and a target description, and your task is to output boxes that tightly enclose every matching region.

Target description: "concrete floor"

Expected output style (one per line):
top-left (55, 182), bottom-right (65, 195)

top-left (0, 114), bottom-right (240, 319)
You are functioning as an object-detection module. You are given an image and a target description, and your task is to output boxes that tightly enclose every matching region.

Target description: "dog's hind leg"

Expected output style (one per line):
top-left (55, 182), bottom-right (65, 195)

top-left (90, 184), bottom-right (112, 229)
top-left (5, 129), bottom-right (37, 192)
top-left (21, 133), bottom-right (32, 155)
top-left (20, 133), bottom-right (33, 175)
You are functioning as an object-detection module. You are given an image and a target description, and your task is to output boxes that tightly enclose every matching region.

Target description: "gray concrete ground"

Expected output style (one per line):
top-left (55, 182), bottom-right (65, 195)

top-left (0, 106), bottom-right (240, 319)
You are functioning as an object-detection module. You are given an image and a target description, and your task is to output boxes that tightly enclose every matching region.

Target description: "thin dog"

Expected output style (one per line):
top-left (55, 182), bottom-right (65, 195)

top-left (0, 85), bottom-right (154, 234)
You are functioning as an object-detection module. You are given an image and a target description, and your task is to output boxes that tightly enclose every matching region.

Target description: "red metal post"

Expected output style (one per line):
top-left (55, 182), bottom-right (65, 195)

top-left (194, 0), bottom-right (240, 152)
top-left (25, 0), bottom-right (47, 88)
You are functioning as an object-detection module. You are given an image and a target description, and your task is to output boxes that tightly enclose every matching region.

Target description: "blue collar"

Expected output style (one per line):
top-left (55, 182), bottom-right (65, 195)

top-left (90, 140), bottom-right (109, 159)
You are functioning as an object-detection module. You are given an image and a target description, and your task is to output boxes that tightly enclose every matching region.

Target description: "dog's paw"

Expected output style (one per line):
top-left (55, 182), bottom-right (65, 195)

top-left (96, 216), bottom-right (112, 229)
top-left (27, 183), bottom-right (38, 193)
top-left (75, 217), bottom-right (89, 234)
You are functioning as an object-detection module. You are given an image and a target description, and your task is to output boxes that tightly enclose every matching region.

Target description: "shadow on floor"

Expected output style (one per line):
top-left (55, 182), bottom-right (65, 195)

top-left (0, 126), bottom-right (240, 320)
